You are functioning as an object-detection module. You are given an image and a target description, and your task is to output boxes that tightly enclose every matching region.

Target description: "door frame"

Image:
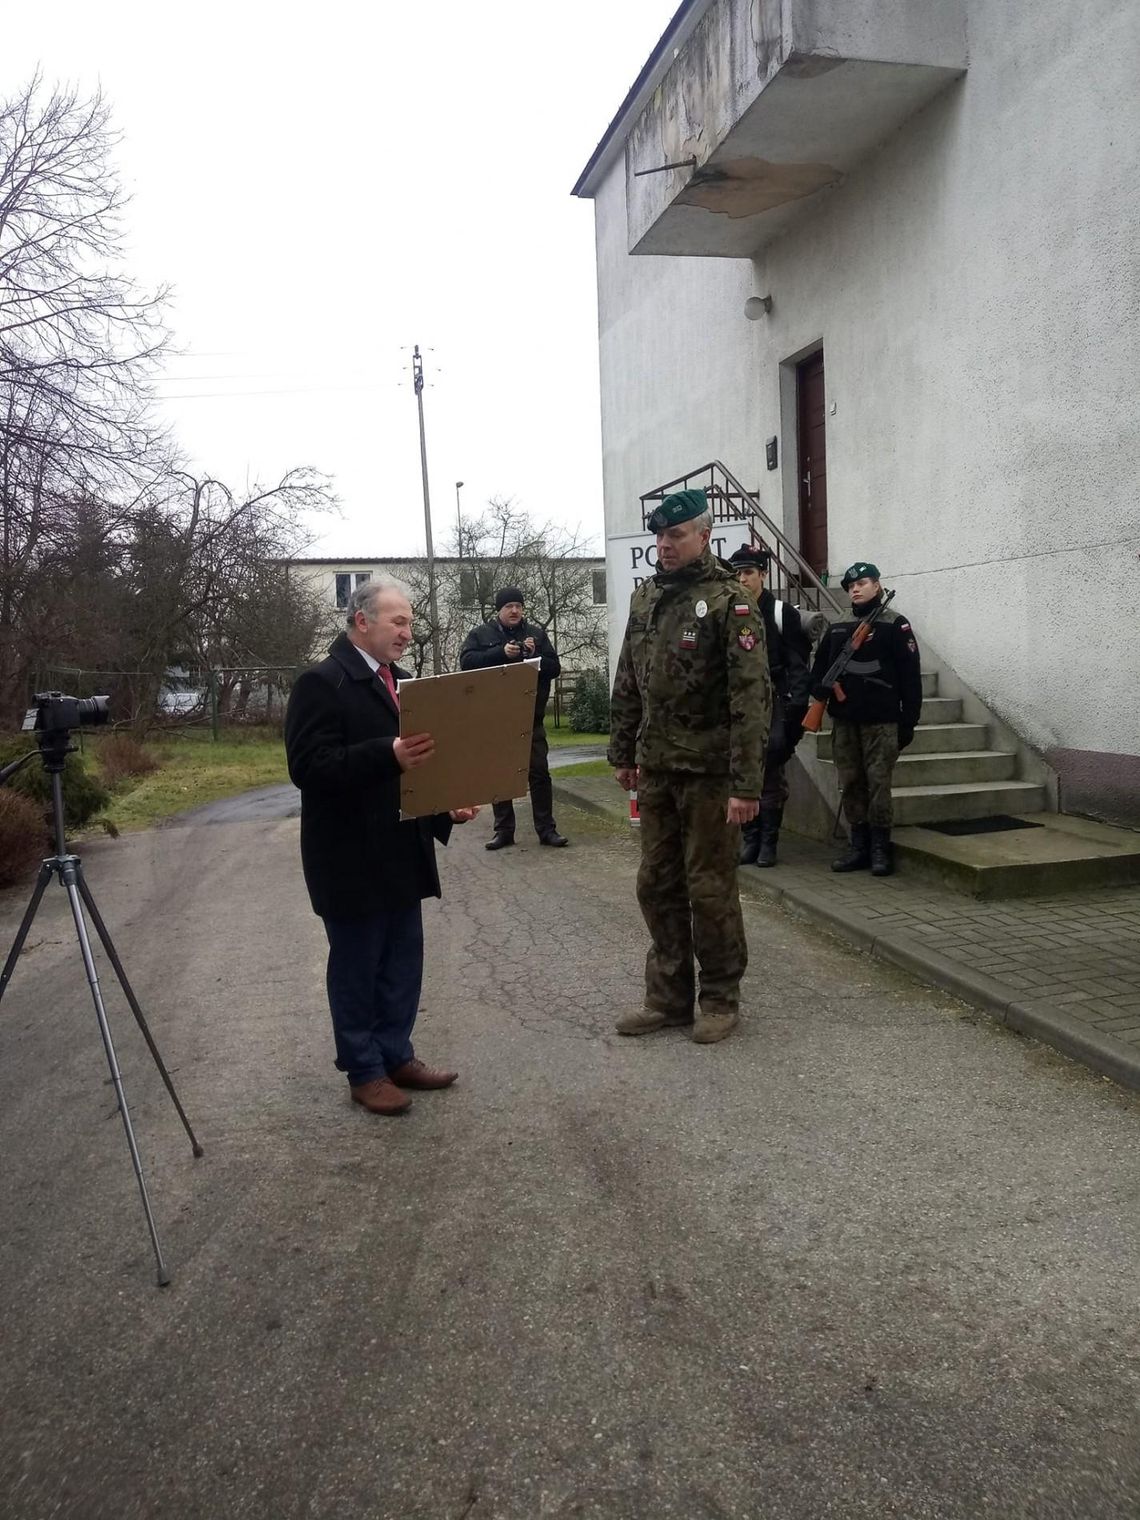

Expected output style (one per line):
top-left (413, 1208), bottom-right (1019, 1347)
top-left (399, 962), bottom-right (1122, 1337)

top-left (778, 338), bottom-right (824, 559)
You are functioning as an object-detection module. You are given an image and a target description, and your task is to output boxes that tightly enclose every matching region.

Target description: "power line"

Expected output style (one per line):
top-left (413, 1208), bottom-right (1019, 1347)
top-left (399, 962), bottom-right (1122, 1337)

top-left (154, 382), bottom-right (390, 400)
top-left (156, 372), bottom-right (374, 384)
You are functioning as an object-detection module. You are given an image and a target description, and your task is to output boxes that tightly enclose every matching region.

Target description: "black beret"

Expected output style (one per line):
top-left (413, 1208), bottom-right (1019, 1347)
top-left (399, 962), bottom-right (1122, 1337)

top-left (729, 544), bottom-right (771, 572)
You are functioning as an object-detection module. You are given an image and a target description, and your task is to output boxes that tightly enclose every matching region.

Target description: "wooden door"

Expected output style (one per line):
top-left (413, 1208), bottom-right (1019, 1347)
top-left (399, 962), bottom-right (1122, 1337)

top-left (796, 351), bottom-right (828, 575)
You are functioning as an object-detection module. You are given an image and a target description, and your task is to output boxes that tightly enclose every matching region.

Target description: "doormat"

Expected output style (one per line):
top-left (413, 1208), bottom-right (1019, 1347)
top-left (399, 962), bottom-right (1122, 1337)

top-left (922, 815), bottom-right (1045, 837)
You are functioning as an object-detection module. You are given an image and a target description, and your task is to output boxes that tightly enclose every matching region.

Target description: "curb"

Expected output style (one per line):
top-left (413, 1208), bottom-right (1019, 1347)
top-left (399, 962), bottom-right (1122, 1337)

top-left (550, 783), bottom-right (622, 825)
top-left (551, 779), bottom-right (1140, 1095)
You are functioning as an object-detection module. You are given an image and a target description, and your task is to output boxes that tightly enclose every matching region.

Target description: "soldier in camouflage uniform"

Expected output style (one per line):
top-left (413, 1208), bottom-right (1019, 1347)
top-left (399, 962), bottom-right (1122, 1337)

top-left (608, 489), bottom-right (773, 1044)
top-left (809, 561), bottom-right (923, 877)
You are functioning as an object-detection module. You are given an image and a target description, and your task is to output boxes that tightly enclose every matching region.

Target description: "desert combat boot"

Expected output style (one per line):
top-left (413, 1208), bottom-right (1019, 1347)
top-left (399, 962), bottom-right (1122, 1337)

top-left (691, 1011), bottom-right (738, 1044)
top-left (615, 1007), bottom-right (693, 1036)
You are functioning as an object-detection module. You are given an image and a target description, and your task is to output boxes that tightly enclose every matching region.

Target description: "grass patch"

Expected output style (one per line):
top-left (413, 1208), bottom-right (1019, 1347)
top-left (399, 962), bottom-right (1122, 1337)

top-left (85, 720), bottom-right (605, 832)
top-left (551, 758), bottom-right (611, 778)
top-left (97, 734), bottom-right (289, 832)
top-left (545, 719), bottom-right (607, 749)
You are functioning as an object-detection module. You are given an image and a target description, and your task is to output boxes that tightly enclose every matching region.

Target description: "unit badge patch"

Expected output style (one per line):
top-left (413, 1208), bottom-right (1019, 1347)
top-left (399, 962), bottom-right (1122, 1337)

top-left (737, 627), bottom-right (757, 651)
top-left (907, 638), bottom-right (917, 652)
top-left (695, 599), bottom-right (708, 619)
top-left (680, 629), bottom-right (698, 650)
top-left (733, 603), bottom-right (751, 618)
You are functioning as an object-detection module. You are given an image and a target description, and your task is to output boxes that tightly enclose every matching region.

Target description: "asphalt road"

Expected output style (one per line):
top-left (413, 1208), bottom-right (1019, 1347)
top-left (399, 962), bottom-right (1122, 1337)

top-left (0, 799), bottom-right (1138, 1519)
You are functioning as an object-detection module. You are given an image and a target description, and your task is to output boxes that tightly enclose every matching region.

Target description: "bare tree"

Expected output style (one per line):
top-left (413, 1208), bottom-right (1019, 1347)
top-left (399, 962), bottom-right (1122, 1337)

top-left (0, 77), bottom-right (342, 731)
top-left (0, 75), bottom-right (169, 472)
top-left (119, 468), bottom-right (338, 723)
top-left (0, 75), bottom-right (170, 722)
top-left (439, 497), bottom-right (606, 670)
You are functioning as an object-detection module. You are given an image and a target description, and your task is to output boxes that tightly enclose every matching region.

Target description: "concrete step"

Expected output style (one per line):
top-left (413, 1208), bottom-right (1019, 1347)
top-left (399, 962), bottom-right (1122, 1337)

top-left (893, 750), bottom-right (1018, 787)
top-left (905, 722), bottom-right (988, 755)
top-left (815, 749), bottom-right (1017, 786)
top-left (809, 722), bottom-right (989, 760)
top-left (921, 670), bottom-right (938, 697)
top-left (892, 780), bottom-right (1048, 826)
top-left (893, 813), bottom-right (1140, 898)
top-left (916, 696), bottom-right (961, 725)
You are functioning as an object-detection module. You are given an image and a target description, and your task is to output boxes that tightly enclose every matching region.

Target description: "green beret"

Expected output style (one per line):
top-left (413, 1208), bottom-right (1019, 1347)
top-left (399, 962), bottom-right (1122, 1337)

top-left (841, 561), bottom-right (881, 589)
top-left (646, 488), bottom-right (708, 533)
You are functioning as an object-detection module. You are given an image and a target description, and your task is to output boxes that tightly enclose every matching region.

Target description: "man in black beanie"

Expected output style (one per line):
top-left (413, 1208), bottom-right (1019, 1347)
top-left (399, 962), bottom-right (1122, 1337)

top-left (459, 586), bottom-right (568, 850)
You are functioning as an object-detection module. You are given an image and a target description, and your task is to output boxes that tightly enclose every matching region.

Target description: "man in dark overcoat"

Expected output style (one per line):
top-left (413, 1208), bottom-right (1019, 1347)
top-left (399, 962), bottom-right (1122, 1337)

top-left (284, 577), bottom-right (478, 1116)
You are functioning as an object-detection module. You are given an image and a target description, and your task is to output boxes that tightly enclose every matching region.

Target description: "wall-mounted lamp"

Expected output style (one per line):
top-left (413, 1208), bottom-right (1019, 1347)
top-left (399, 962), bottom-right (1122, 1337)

top-left (744, 295), bottom-right (773, 319)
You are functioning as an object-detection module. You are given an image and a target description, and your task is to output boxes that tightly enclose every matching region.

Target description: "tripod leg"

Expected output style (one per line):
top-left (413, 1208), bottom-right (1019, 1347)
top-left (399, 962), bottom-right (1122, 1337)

top-left (0, 862), bottom-right (54, 1005)
top-left (60, 865), bottom-right (171, 1287)
top-left (75, 866), bottom-right (204, 1159)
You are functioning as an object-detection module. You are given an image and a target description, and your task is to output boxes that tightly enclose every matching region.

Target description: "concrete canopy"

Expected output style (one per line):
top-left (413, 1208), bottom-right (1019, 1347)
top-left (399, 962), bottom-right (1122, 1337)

top-left (576, 0), bottom-right (968, 259)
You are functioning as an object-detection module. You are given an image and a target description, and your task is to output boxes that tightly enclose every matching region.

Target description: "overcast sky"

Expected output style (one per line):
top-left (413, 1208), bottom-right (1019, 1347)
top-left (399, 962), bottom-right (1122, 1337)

top-left (2, 1), bottom-right (679, 558)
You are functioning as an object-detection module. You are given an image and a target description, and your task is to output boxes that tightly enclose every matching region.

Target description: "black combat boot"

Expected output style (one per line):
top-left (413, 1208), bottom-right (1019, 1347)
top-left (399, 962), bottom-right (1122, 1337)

top-left (756, 809), bottom-right (783, 867)
top-left (869, 826), bottom-right (894, 877)
top-left (739, 819), bottom-right (761, 866)
top-left (831, 821), bottom-right (871, 872)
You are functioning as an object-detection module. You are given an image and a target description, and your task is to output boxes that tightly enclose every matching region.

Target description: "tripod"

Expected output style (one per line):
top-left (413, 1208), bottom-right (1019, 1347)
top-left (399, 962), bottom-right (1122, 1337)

top-left (0, 733), bottom-right (202, 1286)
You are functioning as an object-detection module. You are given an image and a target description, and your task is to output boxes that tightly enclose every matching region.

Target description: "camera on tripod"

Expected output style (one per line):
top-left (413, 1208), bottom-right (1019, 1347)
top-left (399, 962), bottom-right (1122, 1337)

top-left (1, 685), bottom-right (201, 1287)
top-left (22, 690), bottom-right (111, 737)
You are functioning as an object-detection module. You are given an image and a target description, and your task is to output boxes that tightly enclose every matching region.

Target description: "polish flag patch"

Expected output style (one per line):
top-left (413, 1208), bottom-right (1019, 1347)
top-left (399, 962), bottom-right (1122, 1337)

top-left (734, 603), bottom-right (751, 617)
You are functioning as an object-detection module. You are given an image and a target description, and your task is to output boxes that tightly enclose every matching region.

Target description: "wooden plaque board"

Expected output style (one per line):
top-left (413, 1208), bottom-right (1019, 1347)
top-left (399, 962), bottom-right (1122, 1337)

top-left (398, 661), bottom-right (539, 820)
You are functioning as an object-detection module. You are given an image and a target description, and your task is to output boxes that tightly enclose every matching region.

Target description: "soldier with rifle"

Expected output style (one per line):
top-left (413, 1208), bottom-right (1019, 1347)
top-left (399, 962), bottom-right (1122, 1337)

top-left (806, 562), bottom-right (922, 877)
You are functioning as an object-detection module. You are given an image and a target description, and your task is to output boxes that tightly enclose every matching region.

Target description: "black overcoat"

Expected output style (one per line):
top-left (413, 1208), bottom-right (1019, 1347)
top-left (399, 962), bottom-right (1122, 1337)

top-left (284, 633), bottom-right (453, 920)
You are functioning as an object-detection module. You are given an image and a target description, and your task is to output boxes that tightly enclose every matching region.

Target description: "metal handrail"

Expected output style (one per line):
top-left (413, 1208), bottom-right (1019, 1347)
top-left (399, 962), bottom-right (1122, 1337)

top-left (641, 460), bottom-right (845, 622)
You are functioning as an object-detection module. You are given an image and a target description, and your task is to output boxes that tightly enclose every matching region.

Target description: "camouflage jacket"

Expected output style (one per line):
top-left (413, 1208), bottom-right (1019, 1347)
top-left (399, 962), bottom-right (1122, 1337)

top-left (608, 548), bottom-right (772, 794)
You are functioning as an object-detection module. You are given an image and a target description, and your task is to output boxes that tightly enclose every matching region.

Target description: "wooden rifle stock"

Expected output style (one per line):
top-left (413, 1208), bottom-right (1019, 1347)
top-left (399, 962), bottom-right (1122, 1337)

top-left (802, 698), bottom-right (826, 733)
top-left (802, 680), bottom-right (846, 733)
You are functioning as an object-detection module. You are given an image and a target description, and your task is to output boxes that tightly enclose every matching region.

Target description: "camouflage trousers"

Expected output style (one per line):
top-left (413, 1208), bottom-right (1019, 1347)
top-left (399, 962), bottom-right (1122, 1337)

top-left (635, 769), bottom-right (748, 1021)
top-left (832, 721), bottom-right (900, 827)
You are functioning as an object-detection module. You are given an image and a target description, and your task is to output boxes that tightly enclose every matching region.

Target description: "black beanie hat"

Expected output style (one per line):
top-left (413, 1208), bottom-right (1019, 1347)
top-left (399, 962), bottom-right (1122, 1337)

top-left (495, 586), bottom-right (525, 611)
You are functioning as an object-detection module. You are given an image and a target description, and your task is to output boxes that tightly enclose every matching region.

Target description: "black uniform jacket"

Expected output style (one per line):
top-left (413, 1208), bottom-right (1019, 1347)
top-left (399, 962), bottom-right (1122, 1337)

top-left (810, 599), bottom-right (923, 729)
top-left (758, 588), bottom-right (811, 709)
top-left (284, 633), bottom-right (452, 921)
top-left (458, 617), bottom-right (562, 722)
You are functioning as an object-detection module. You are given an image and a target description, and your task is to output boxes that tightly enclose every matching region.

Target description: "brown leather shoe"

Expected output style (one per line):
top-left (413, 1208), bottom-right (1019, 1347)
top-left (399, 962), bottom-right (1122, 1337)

top-left (389, 1058), bottom-right (458, 1090)
top-left (350, 1077), bottom-right (412, 1115)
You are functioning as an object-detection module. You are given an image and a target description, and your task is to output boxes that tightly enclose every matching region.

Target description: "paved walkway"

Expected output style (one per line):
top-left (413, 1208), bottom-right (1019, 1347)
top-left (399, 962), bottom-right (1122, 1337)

top-left (2, 801), bottom-right (1139, 1517)
top-left (554, 774), bottom-right (1140, 1092)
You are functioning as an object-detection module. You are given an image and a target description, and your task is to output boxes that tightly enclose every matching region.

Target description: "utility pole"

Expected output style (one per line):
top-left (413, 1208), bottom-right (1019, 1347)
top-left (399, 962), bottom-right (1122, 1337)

top-left (412, 344), bottom-right (442, 676)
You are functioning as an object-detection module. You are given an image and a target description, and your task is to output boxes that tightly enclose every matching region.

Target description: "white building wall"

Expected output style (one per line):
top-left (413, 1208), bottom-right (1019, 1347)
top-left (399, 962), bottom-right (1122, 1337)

top-left (593, 0), bottom-right (1140, 776)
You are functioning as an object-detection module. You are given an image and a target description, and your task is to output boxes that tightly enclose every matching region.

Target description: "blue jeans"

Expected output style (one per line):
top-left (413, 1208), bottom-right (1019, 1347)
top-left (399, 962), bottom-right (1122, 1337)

top-left (323, 904), bottom-right (424, 1086)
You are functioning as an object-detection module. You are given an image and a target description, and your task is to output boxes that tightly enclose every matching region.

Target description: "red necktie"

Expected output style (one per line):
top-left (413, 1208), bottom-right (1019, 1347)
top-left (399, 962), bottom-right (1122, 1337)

top-left (377, 664), bottom-right (399, 709)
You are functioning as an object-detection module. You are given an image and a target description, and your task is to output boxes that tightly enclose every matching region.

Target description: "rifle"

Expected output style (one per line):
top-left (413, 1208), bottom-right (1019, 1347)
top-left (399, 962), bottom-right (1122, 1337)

top-left (802, 590), bottom-right (896, 734)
